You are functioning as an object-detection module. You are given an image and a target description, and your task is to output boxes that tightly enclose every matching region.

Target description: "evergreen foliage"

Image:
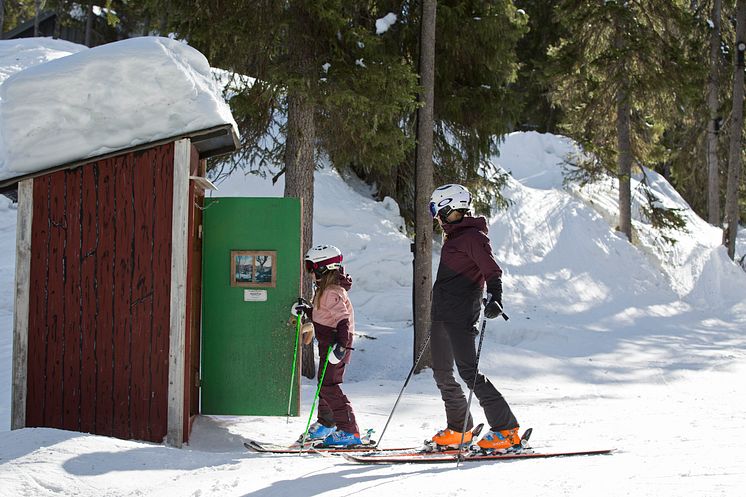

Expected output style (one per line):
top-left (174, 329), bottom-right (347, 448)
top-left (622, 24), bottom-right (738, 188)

top-left (2, 0), bottom-right (743, 240)
top-left (352, 0), bottom-right (527, 223)
top-left (657, 1), bottom-right (736, 222)
top-left (548, 0), bottom-right (702, 238)
top-left (2, 0), bottom-right (36, 33)
top-left (432, 1), bottom-right (526, 216)
top-left (149, 0), bottom-right (419, 192)
top-left (512, 0), bottom-right (565, 133)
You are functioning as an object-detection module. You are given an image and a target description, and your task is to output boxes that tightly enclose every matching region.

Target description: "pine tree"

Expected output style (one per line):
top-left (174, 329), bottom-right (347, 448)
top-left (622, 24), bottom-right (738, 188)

top-left (513, 0), bottom-right (566, 133)
top-left (431, 0), bottom-right (526, 215)
top-left (548, 0), bottom-right (701, 242)
top-left (723, 0), bottom-right (746, 260)
top-left (155, 0), bottom-right (419, 377)
top-left (354, 0), bottom-right (528, 223)
top-left (706, 0), bottom-right (723, 226)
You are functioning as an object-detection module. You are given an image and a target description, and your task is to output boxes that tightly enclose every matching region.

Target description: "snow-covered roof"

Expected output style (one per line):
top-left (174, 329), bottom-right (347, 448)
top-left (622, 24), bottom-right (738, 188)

top-left (0, 37), bottom-right (86, 85)
top-left (0, 36), bottom-right (238, 184)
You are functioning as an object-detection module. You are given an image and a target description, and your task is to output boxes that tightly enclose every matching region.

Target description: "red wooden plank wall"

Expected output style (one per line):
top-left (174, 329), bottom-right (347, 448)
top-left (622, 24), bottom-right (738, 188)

top-left (26, 142), bottom-right (175, 442)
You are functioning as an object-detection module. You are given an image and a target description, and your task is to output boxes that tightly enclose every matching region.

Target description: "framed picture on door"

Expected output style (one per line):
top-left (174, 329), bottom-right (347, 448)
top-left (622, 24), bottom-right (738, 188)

top-left (230, 250), bottom-right (277, 288)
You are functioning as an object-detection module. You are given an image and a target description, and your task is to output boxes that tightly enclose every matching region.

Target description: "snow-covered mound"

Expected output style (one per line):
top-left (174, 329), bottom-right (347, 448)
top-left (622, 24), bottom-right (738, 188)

top-left (495, 131), bottom-right (746, 305)
top-left (0, 36), bottom-right (237, 181)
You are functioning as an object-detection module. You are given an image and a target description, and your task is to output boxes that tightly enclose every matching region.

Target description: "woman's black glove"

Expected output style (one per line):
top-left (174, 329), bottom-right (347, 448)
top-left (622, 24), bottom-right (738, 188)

top-left (484, 295), bottom-right (504, 319)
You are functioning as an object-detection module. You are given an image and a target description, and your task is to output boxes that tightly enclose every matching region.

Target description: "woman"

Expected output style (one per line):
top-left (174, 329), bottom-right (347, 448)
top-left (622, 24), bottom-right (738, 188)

top-left (428, 184), bottom-right (520, 451)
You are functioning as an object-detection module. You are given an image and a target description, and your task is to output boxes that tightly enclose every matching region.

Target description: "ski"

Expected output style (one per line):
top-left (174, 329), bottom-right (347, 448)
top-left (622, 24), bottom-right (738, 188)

top-left (342, 448), bottom-right (614, 465)
top-left (340, 423), bottom-right (533, 457)
top-left (243, 439), bottom-right (416, 454)
top-left (242, 423), bottom-right (510, 456)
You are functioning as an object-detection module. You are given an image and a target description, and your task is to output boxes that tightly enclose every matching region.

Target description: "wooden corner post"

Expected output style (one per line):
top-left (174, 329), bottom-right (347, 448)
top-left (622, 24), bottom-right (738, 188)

top-left (11, 179), bottom-right (33, 430)
top-left (167, 139), bottom-right (190, 447)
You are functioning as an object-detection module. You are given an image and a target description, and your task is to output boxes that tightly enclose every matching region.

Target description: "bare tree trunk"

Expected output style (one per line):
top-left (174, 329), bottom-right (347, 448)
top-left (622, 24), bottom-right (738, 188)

top-left (1, 0), bottom-right (5, 38)
top-left (724, 0), bottom-right (746, 259)
top-left (159, 2), bottom-right (170, 36)
top-left (85, 2), bottom-right (94, 47)
top-left (53, 1), bottom-right (63, 39)
top-left (615, 24), bottom-right (633, 242)
top-left (707, 0), bottom-right (722, 225)
top-left (616, 92), bottom-right (633, 241)
top-left (282, 3), bottom-right (317, 381)
top-left (285, 90), bottom-right (316, 379)
top-left (34, 0), bottom-right (42, 36)
top-left (142, 13), bottom-right (152, 36)
top-left (413, 0), bottom-right (436, 373)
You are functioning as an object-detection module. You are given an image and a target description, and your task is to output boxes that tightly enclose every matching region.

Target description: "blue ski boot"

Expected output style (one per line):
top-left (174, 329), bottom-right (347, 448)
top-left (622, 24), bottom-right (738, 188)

top-left (299, 422), bottom-right (336, 443)
top-left (321, 429), bottom-right (362, 447)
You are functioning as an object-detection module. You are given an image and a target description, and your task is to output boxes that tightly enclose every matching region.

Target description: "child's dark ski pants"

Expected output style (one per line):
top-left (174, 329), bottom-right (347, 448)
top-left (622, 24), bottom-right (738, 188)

top-left (316, 344), bottom-right (358, 433)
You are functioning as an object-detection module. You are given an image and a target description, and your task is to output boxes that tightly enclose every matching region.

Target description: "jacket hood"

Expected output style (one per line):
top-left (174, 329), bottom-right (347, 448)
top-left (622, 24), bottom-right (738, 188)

top-left (338, 270), bottom-right (353, 291)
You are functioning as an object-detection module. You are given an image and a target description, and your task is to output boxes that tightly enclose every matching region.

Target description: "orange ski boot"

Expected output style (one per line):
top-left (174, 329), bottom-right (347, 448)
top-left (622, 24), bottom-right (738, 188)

top-left (476, 427), bottom-right (521, 451)
top-left (431, 428), bottom-right (473, 448)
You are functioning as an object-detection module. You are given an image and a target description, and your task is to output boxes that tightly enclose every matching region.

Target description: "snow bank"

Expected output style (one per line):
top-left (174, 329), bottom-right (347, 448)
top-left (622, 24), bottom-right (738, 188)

top-left (0, 36), bottom-right (237, 182)
top-left (493, 131), bottom-right (746, 306)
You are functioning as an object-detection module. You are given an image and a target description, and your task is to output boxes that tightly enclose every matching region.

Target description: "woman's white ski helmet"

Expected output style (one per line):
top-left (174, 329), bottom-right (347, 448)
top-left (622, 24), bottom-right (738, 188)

top-left (304, 244), bottom-right (344, 275)
top-left (429, 184), bottom-right (472, 218)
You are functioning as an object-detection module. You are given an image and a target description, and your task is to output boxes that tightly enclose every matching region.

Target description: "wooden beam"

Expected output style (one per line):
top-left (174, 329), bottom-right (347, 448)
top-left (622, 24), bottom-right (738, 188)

top-left (12, 179), bottom-right (33, 430)
top-left (167, 139), bottom-right (190, 447)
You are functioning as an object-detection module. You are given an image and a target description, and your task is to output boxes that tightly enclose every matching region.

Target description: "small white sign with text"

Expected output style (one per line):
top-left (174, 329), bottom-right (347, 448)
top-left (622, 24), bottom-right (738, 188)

top-left (243, 289), bottom-right (268, 302)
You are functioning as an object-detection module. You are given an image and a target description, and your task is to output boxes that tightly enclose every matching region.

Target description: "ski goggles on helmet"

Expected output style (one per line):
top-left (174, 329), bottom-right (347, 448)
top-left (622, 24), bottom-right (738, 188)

top-left (429, 202), bottom-right (453, 218)
top-left (304, 255), bottom-right (344, 273)
top-left (430, 202), bottom-right (459, 220)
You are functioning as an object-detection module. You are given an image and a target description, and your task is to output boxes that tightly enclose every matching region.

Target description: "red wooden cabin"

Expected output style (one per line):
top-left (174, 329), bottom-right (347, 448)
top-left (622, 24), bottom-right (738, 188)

top-left (8, 127), bottom-right (237, 446)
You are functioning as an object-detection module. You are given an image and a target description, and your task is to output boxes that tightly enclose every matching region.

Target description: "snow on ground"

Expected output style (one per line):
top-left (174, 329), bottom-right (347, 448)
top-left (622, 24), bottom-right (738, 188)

top-left (1, 130), bottom-right (745, 496)
top-left (1, 40), bottom-right (745, 497)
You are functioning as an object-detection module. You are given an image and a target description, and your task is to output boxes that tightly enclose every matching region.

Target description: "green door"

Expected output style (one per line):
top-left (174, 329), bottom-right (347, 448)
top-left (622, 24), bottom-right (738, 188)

top-left (201, 197), bottom-right (301, 415)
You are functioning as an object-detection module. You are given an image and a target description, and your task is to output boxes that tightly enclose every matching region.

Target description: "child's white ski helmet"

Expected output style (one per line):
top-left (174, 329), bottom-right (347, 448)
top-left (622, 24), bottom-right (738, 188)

top-left (304, 244), bottom-right (344, 274)
top-left (429, 184), bottom-right (472, 218)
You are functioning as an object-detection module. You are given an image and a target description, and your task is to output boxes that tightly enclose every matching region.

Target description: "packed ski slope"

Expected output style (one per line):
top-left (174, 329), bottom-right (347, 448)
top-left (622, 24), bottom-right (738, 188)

top-left (1, 130), bottom-right (745, 496)
top-left (1, 39), bottom-right (746, 497)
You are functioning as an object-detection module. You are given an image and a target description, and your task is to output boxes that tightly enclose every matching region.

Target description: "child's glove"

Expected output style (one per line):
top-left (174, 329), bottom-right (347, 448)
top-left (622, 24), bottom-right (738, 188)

top-left (290, 298), bottom-right (312, 317)
top-left (327, 343), bottom-right (353, 365)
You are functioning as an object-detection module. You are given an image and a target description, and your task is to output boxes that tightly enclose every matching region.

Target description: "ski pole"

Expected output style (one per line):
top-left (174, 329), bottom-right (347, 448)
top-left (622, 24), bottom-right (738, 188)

top-left (298, 344), bottom-right (333, 453)
top-left (457, 293), bottom-right (492, 467)
top-left (286, 299), bottom-right (303, 424)
top-left (376, 328), bottom-right (434, 448)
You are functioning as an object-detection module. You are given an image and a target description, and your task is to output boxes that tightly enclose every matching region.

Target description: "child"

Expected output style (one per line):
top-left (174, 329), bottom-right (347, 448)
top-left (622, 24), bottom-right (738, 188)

top-left (293, 244), bottom-right (360, 447)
